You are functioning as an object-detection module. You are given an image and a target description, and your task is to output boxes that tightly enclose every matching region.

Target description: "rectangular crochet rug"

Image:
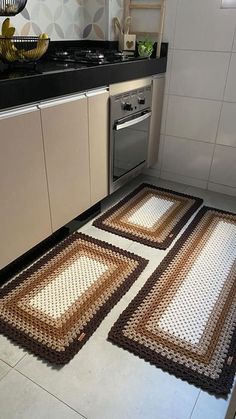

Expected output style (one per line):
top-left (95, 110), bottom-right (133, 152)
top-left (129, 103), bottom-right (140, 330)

top-left (0, 233), bottom-right (148, 365)
top-left (108, 207), bottom-right (236, 396)
top-left (93, 184), bottom-right (203, 249)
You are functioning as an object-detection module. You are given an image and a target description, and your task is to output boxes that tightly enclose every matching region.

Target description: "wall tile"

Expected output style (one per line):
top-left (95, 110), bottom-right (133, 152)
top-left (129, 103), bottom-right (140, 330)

top-left (208, 182), bottom-right (236, 197)
top-left (169, 50), bottom-right (230, 100)
top-left (152, 134), bottom-right (165, 172)
top-left (224, 53), bottom-right (236, 101)
top-left (209, 144), bottom-right (236, 187)
top-left (174, 0), bottom-right (236, 51)
top-left (160, 170), bottom-right (208, 189)
top-left (162, 136), bottom-right (214, 180)
top-left (160, 95), bottom-right (168, 135)
top-left (166, 95), bottom-right (221, 142)
top-left (162, 0), bottom-right (179, 48)
top-left (217, 102), bottom-right (236, 147)
top-left (0, 0), bottom-right (85, 40)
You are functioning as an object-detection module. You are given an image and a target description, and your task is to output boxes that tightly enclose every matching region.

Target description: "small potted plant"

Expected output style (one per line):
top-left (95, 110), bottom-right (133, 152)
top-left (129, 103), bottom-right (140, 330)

top-left (138, 39), bottom-right (154, 58)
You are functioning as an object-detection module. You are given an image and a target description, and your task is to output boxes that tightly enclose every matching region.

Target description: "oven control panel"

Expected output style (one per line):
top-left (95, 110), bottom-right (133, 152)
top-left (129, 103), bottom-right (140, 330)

top-left (111, 85), bottom-right (152, 120)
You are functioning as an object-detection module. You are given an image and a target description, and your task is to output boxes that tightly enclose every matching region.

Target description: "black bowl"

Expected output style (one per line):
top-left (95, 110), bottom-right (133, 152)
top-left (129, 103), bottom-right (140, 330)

top-left (0, 0), bottom-right (27, 16)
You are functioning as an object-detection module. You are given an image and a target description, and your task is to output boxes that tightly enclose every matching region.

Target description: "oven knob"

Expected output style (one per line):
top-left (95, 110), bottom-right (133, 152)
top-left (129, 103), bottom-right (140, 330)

top-left (138, 98), bottom-right (146, 105)
top-left (123, 102), bottom-right (133, 111)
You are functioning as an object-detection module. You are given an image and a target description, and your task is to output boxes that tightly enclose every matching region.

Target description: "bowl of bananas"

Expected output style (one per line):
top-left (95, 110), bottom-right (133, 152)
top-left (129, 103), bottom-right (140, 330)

top-left (0, 18), bottom-right (50, 63)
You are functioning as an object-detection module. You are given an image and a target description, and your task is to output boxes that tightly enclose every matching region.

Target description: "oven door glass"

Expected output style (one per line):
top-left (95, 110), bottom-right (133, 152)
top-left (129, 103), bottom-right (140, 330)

top-left (113, 110), bottom-right (151, 181)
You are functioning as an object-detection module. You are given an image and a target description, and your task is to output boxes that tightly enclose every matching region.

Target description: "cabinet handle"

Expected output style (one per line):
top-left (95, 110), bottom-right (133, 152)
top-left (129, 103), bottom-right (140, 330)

top-left (38, 94), bottom-right (86, 109)
top-left (0, 105), bottom-right (38, 120)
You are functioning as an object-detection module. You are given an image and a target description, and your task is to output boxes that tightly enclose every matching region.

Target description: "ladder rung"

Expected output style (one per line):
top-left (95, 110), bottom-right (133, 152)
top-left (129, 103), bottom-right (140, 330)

top-left (129, 3), bottom-right (162, 10)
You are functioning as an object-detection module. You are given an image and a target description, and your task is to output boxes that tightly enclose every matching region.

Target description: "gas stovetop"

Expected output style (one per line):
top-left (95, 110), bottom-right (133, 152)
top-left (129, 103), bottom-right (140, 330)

top-left (46, 47), bottom-right (143, 66)
top-left (0, 44), bottom-right (149, 81)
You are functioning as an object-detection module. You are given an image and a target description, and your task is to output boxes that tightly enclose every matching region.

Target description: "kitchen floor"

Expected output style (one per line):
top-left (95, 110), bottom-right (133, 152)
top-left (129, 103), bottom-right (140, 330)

top-left (0, 174), bottom-right (235, 419)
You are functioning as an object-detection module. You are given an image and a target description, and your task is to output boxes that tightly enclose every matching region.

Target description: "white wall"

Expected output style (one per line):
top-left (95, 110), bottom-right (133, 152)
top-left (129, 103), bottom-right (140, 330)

top-left (151, 0), bottom-right (236, 197)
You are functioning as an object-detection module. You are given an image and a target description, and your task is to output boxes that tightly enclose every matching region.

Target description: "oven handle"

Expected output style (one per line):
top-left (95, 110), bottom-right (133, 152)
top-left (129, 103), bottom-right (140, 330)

top-left (115, 111), bottom-right (152, 131)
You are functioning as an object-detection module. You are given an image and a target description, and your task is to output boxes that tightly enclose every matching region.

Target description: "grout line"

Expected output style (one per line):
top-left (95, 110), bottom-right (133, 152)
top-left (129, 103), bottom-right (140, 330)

top-left (14, 369), bottom-right (88, 419)
top-left (168, 93), bottom-right (236, 105)
top-left (13, 354), bottom-right (27, 368)
top-left (167, 92), bottom-right (230, 103)
top-left (0, 361), bottom-right (13, 382)
top-left (0, 353), bottom-right (26, 369)
top-left (189, 390), bottom-right (201, 419)
top-left (172, 47), bottom-right (235, 53)
top-left (164, 133), bottom-right (217, 146)
top-left (208, 180), bottom-right (236, 191)
top-left (206, 37), bottom-right (235, 189)
top-left (161, 168), bottom-right (209, 184)
top-left (160, 0), bottom-right (180, 177)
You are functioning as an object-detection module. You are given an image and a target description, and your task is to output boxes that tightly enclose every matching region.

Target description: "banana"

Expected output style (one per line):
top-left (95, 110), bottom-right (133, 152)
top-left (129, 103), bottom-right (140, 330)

top-left (21, 33), bottom-right (49, 60)
top-left (0, 28), bottom-right (49, 62)
top-left (39, 33), bottom-right (49, 40)
top-left (5, 26), bottom-right (15, 38)
top-left (1, 18), bottom-right (10, 36)
top-left (0, 18), bottom-right (16, 59)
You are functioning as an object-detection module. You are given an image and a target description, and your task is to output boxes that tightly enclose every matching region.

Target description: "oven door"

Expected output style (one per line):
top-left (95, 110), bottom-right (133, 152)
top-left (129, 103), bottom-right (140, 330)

top-left (112, 109), bottom-right (151, 184)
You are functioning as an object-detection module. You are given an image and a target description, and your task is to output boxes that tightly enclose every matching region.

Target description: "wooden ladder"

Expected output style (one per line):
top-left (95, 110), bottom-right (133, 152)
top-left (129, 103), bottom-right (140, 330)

top-left (124, 0), bottom-right (166, 57)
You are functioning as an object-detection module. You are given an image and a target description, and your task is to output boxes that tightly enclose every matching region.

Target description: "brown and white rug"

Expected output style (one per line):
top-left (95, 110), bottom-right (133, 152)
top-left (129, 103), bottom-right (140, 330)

top-left (93, 184), bottom-right (203, 249)
top-left (0, 233), bottom-right (148, 364)
top-left (108, 207), bottom-right (236, 396)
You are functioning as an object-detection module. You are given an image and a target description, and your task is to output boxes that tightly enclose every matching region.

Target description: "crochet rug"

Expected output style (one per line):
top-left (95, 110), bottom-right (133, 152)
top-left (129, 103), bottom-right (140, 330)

top-left (0, 233), bottom-right (148, 365)
top-left (108, 207), bottom-right (236, 396)
top-left (93, 184), bottom-right (203, 249)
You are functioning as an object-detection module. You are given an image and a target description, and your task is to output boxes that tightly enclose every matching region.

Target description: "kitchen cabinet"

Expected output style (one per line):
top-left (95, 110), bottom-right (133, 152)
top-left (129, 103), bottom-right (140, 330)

top-left (147, 75), bottom-right (165, 167)
top-left (40, 94), bottom-right (91, 232)
top-left (0, 106), bottom-right (52, 269)
top-left (87, 89), bottom-right (109, 205)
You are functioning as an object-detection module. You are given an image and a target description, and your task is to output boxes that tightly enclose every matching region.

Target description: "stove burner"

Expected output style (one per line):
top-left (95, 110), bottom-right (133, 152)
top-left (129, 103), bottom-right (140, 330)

top-left (47, 47), bottom-right (137, 66)
top-left (74, 50), bottom-right (105, 63)
top-left (54, 51), bottom-right (70, 58)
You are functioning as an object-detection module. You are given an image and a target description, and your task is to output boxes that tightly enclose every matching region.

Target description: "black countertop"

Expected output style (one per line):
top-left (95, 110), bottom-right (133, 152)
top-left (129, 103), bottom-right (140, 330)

top-left (0, 41), bottom-right (168, 110)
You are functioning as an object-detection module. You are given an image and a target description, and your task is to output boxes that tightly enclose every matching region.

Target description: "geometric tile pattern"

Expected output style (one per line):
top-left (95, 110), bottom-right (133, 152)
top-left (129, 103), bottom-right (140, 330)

top-left (0, 233), bottom-right (147, 364)
top-left (94, 184), bottom-right (203, 249)
top-left (0, 0), bottom-right (123, 40)
top-left (108, 207), bottom-right (236, 396)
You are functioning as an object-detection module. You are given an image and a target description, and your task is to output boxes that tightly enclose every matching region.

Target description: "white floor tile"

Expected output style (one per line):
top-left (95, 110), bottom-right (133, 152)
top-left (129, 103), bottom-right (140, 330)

top-left (16, 335), bottom-right (199, 419)
top-left (0, 360), bottom-right (11, 381)
top-left (191, 390), bottom-right (230, 419)
top-left (82, 225), bottom-right (133, 250)
top-left (185, 186), bottom-right (236, 213)
top-left (146, 176), bottom-right (188, 193)
top-left (0, 369), bottom-right (85, 419)
top-left (0, 334), bottom-right (26, 367)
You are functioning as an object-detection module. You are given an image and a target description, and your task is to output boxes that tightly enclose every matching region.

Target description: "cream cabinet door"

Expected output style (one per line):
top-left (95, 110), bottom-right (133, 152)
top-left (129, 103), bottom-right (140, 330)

top-left (87, 89), bottom-right (109, 205)
top-left (147, 75), bottom-right (165, 167)
top-left (40, 95), bottom-right (91, 232)
top-left (0, 106), bottom-right (52, 269)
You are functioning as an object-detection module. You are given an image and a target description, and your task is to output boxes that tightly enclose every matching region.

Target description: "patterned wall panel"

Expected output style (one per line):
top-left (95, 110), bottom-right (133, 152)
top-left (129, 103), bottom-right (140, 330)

top-left (0, 0), bottom-right (85, 39)
top-left (0, 0), bottom-right (124, 40)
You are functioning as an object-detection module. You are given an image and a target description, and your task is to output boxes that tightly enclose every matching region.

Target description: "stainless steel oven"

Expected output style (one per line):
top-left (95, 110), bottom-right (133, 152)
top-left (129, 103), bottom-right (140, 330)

top-left (109, 84), bottom-right (152, 193)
